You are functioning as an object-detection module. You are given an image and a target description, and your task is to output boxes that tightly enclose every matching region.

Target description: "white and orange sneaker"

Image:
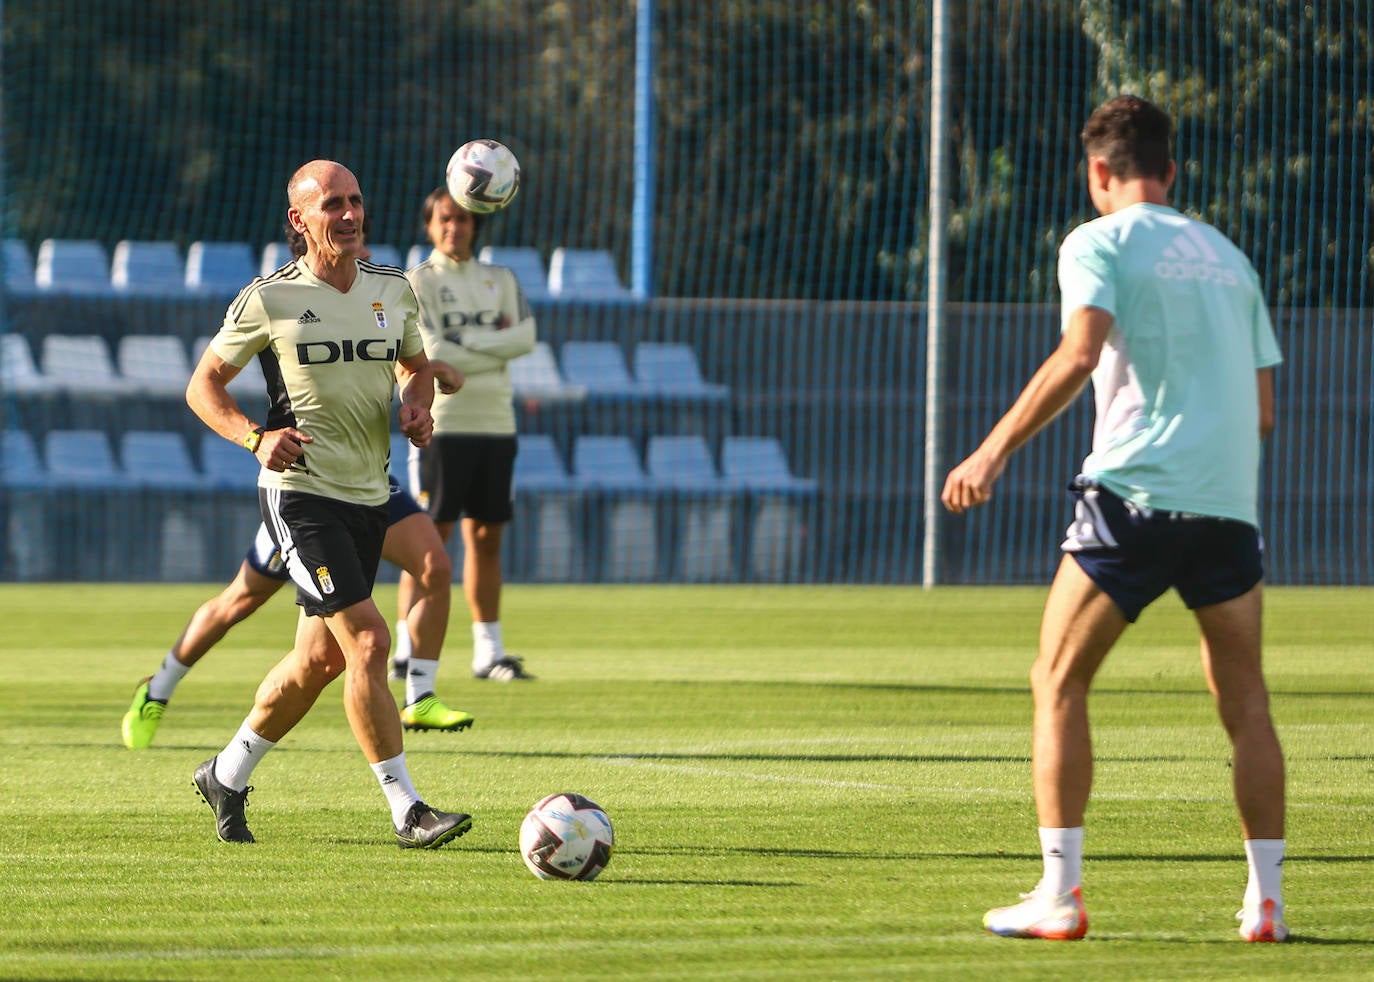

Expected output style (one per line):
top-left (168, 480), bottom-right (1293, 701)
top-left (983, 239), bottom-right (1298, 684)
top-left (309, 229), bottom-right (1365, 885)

top-left (1237, 898), bottom-right (1288, 942)
top-left (984, 884), bottom-right (1088, 940)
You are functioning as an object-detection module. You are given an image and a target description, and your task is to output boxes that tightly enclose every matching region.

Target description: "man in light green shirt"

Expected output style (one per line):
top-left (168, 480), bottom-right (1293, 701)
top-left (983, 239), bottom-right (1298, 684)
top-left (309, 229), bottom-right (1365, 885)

top-left (941, 96), bottom-right (1287, 943)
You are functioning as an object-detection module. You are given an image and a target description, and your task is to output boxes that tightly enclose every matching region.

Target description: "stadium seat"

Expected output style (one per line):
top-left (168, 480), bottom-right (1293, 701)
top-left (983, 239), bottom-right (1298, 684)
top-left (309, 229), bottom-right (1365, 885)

top-left (3, 239), bottom-right (35, 293)
top-left (185, 241), bottom-right (257, 293)
top-left (35, 239), bottom-right (113, 294)
top-left (119, 430), bottom-right (209, 490)
top-left (720, 436), bottom-right (818, 494)
top-left (721, 436), bottom-right (818, 582)
top-left (45, 429), bottom-right (132, 487)
top-left (478, 245), bottom-right (551, 301)
top-left (632, 342), bottom-right (729, 400)
top-left (405, 244), bottom-right (430, 269)
top-left (514, 434), bottom-right (574, 492)
top-left (41, 334), bottom-right (141, 394)
top-left (572, 435), bottom-right (658, 581)
top-left (547, 248), bottom-right (632, 300)
top-left (645, 435), bottom-right (736, 581)
top-left (260, 242), bottom-right (295, 276)
top-left (111, 240), bottom-right (185, 294)
top-left (365, 244), bottom-right (403, 268)
top-left (116, 335), bottom-right (194, 397)
top-left (1, 334), bottom-right (58, 395)
top-left (508, 341), bottom-right (586, 402)
top-left (199, 432), bottom-right (260, 490)
top-left (559, 340), bottom-right (641, 397)
top-left (0, 429), bottom-right (49, 488)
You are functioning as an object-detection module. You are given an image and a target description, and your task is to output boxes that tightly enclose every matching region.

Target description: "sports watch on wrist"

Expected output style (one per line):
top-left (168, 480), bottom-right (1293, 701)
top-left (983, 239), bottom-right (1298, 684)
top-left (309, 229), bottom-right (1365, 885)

top-left (243, 426), bottom-right (266, 453)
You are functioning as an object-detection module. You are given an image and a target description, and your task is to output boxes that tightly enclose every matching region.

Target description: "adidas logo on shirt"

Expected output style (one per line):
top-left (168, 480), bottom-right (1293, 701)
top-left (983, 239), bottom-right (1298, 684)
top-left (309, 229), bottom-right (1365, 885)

top-left (1154, 228), bottom-right (1239, 285)
top-left (298, 309), bottom-right (322, 324)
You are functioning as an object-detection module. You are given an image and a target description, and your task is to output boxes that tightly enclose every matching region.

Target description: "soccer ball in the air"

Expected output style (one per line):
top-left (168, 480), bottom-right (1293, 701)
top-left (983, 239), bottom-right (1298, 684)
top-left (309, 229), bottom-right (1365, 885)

top-left (445, 139), bottom-right (521, 214)
top-left (519, 792), bottom-right (614, 881)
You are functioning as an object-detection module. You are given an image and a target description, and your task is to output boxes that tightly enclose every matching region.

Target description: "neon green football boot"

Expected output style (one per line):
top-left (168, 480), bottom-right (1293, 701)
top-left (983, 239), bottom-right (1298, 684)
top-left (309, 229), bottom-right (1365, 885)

top-left (121, 677), bottom-right (166, 749)
top-left (401, 694), bottom-right (475, 732)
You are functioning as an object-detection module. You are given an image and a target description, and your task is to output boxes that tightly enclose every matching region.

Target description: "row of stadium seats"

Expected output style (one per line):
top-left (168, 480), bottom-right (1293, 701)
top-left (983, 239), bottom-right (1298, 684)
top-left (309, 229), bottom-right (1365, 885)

top-left (1, 427), bottom-right (815, 497)
top-left (1, 334), bottom-right (725, 405)
top-left (2, 239), bottom-right (632, 300)
top-left (2, 429), bottom-right (817, 583)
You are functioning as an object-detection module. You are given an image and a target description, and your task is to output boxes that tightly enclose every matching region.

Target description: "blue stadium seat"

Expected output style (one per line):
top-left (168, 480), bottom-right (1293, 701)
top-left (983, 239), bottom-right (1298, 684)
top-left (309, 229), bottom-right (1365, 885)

top-left (111, 240), bottom-right (185, 294)
top-left (3, 239), bottom-right (35, 293)
top-left (560, 340), bottom-right (641, 397)
top-left (120, 430), bottom-right (209, 490)
top-left (646, 435), bottom-right (735, 581)
top-left (45, 429), bottom-right (132, 487)
top-left (573, 435), bottom-right (657, 581)
top-left (185, 241), bottom-right (257, 293)
top-left (721, 436), bottom-right (817, 582)
top-left (35, 239), bottom-right (113, 294)
top-left (633, 342), bottom-right (729, 400)
top-left (646, 434), bottom-right (728, 490)
top-left (200, 432), bottom-right (260, 490)
top-left (479, 245), bottom-right (551, 301)
top-left (260, 242), bottom-right (295, 276)
top-left (116, 335), bottom-right (193, 397)
top-left (365, 244), bottom-right (402, 268)
top-left (514, 434), bottom-right (574, 492)
top-left (1, 429), bottom-right (49, 488)
top-left (41, 334), bottom-right (141, 395)
top-left (1, 334), bottom-right (58, 395)
top-left (509, 341), bottom-right (587, 402)
top-left (721, 436), bottom-right (818, 494)
top-left (547, 248), bottom-right (632, 300)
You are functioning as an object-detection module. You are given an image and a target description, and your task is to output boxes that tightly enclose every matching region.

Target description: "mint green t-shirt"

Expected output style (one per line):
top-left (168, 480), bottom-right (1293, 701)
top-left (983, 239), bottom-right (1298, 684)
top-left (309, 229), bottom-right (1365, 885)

top-left (1058, 203), bottom-right (1282, 526)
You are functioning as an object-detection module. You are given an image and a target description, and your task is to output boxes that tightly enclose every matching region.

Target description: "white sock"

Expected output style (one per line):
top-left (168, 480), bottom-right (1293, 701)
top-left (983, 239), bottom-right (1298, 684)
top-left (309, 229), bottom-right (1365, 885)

top-left (214, 722), bottom-right (277, 792)
top-left (1243, 839), bottom-right (1285, 910)
top-left (393, 618), bottom-right (413, 664)
top-left (370, 753), bottom-right (422, 828)
top-left (146, 651), bottom-right (191, 703)
top-left (473, 621), bottom-right (503, 671)
top-left (405, 656), bottom-right (438, 706)
top-left (1039, 826), bottom-right (1084, 897)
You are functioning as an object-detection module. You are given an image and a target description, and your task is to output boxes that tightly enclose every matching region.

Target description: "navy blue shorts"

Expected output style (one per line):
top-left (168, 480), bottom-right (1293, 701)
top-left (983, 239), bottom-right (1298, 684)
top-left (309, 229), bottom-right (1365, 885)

top-left (245, 476), bottom-right (424, 582)
top-left (1060, 478), bottom-right (1263, 623)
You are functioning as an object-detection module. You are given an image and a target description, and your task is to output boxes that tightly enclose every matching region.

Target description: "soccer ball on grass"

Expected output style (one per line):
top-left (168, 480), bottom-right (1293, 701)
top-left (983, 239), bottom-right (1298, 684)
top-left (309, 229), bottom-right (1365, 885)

top-left (445, 139), bottom-right (521, 214)
top-left (519, 792), bottom-right (614, 881)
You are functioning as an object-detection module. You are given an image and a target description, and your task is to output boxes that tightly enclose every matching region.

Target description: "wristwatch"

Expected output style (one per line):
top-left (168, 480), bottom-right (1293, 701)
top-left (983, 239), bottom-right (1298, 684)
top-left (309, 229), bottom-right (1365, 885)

top-left (243, 426), bottom-right (266, 453)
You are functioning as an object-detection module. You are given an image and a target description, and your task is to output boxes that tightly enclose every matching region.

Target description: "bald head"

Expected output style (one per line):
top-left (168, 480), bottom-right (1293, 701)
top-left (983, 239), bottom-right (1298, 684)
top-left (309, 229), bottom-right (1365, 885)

top-left (285, 159), bottom-right (365, 271)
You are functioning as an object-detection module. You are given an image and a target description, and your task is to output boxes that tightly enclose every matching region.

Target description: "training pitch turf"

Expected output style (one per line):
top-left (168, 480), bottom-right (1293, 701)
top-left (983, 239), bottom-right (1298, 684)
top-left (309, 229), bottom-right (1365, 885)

top-left (1, 583), bottom-right (1371, 980)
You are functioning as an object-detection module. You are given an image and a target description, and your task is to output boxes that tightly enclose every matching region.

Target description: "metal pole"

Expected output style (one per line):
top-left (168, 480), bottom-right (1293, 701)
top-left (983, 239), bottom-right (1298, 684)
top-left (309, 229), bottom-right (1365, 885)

top-left (921, 0), bottom-right (949, 588)
top-left (631, 0), bottom-right (655, 299)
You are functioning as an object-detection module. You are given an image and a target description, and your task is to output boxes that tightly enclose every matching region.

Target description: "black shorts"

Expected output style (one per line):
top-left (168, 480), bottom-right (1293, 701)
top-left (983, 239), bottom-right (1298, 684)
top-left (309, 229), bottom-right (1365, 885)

top-left (1061, 478), bottom-right (1263, 623)
top-left (246, 476), bottom-right (422, 582)
top-left (259, 487), bottom-right (389, 616)
top-left (417, 434), bottom-right (516, 525)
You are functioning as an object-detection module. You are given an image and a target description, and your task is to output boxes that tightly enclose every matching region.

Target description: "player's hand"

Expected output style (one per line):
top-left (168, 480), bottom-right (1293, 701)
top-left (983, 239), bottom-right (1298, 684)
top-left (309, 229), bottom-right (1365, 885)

top-left (259, 427), bottom-right (312, 472)
top-left (940, 450), bottom-right (1006, 514)
top-left (399, 404), bottom-right (434, 449)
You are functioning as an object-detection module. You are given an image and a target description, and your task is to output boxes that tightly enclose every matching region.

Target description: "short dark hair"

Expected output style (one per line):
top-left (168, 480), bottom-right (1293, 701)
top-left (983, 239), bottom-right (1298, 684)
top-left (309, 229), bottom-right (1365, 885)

top-left (421, 186), bottom-right (485, 245)
top-left (1080, 95), bottom-right (1173, 182)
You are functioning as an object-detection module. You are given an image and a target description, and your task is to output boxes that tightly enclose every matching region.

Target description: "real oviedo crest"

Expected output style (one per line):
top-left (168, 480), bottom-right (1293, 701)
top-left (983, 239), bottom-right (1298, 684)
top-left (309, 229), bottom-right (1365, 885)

top-left (372, 302), bottom-right (388, 330)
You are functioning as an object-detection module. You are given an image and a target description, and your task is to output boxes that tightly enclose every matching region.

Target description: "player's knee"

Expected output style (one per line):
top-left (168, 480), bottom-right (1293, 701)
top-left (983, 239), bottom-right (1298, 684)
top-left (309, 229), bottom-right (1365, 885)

top-left (414, 545), bottom-right (453, 591)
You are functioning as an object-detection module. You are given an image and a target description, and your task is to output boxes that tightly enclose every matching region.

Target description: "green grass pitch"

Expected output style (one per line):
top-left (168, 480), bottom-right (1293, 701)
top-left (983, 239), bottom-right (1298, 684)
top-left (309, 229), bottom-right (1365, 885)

top-left (1, 583), bottom-right (1371, 980)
